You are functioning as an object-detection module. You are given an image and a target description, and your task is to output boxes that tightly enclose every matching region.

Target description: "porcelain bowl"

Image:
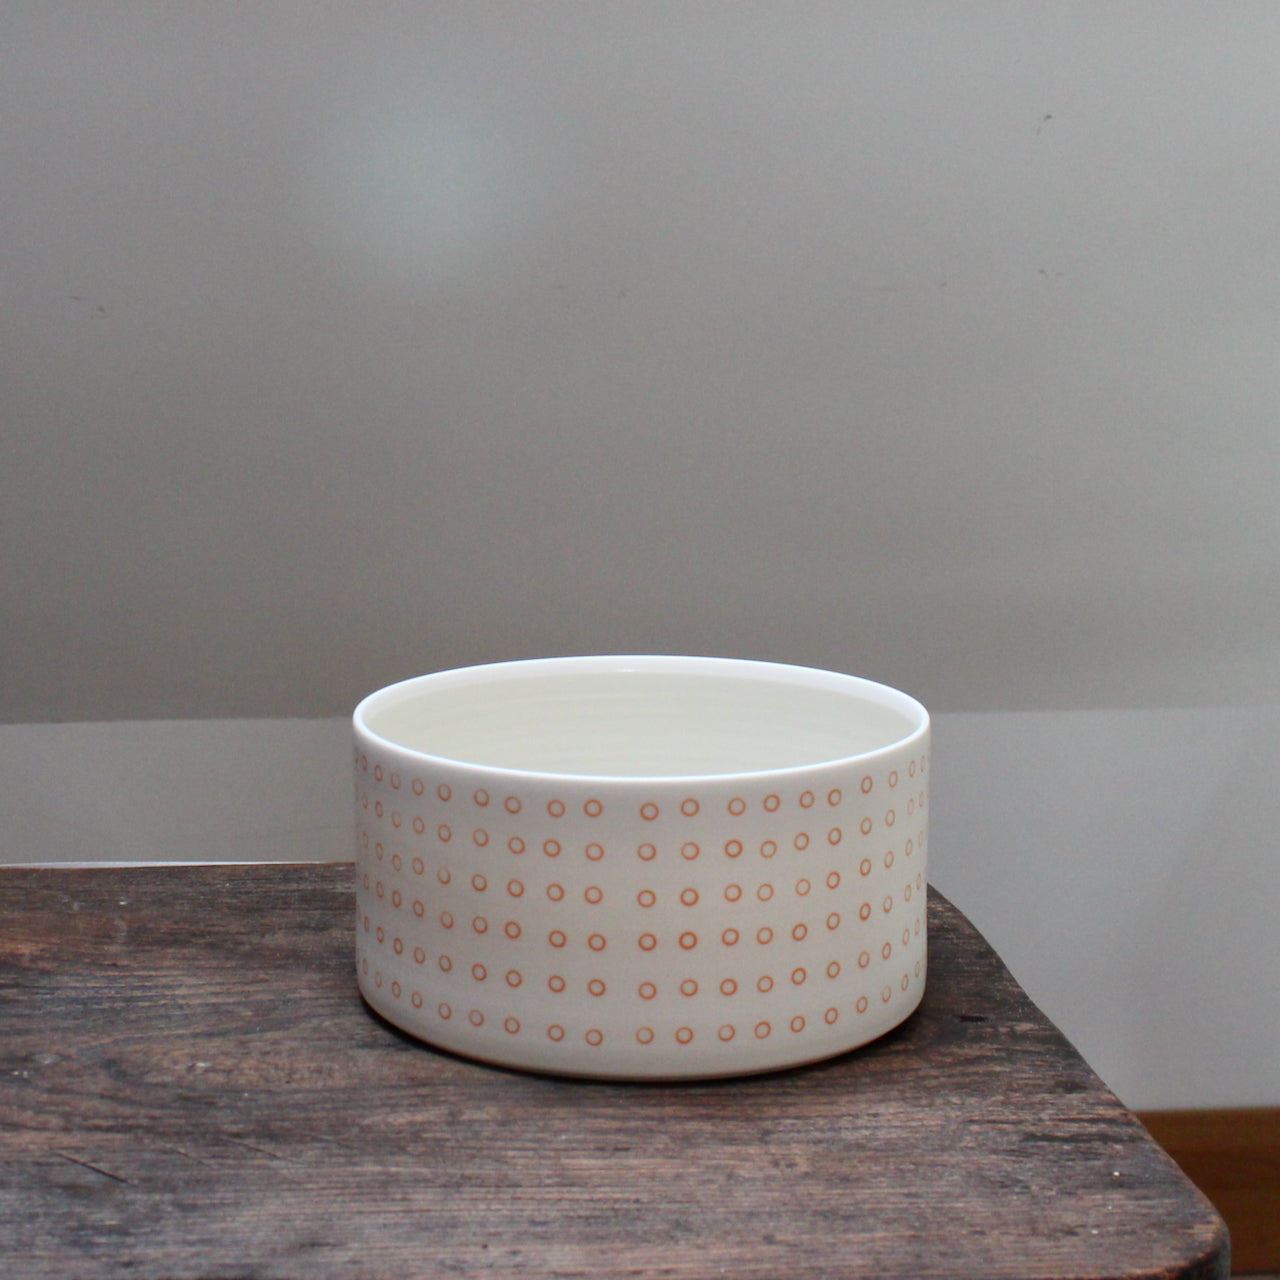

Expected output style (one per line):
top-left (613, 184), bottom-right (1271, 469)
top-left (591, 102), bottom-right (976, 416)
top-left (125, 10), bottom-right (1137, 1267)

top-left (353, 656), bottom-right (930, 1079)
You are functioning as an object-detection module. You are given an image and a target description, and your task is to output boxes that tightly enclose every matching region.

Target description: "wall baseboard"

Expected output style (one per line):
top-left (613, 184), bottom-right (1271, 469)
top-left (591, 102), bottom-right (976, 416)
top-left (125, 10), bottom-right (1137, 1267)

top-left (1137, 1108), bottom-right (1280, 1275)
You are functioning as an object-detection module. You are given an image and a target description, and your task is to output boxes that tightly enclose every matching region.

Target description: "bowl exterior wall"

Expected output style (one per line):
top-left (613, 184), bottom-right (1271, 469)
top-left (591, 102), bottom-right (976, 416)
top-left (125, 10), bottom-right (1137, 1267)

top-left (353, 733), bottom-right (929, 1079)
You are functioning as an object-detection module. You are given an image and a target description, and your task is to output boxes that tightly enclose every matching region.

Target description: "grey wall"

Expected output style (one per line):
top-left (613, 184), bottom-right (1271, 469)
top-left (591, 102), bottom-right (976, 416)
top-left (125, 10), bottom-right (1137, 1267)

top-left (5, 5), bottom-right (1278, 723)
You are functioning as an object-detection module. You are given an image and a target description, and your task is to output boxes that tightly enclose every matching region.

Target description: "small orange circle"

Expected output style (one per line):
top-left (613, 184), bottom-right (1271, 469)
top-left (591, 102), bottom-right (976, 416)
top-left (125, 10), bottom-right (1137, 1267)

top-left (640, 802), bottom-right (659, 821)
top-left (757, 975), bottom-right (774, 993)
top-left (507, 879), bottom-right (524, 897)
top-left (757, 926), bottom-right (774, 945)
top-left (718, 1024), bottom-right (736, 1042)
top-left (792, 923), bottom-right (808, 942)
top-left (471, 963), bottom-right (487, 981)
top-left (505, 969), bottom-right (522, 987)
top-left (858, 950), bottom-right (871, 969)
top-left (826, 960), bottom-right (840, 978)
top-left (791, 967), bottom-right (807, 985)
top-left (472, 916), bottom-right (488, 934)
top-left (636, 1027), bottom-right (655, 1044)
top-left (471, 828), bottom-right (488, 847)
top-left (639, 933), bottom-right (657, 951)
top-left (585, 1029), bottom-right (603, 1047)
top-left (675, 1027), bottom-right (694, 1044)
top-left (585, 842), bottom-right (605, 861)
top-left (549, 930), bottom-right (567, 948)
top-left (754, 1021), bottom-right (771, 1039)
top-left (728, 797), bottom-right (746, 816)
top-left (757, 883), bottom-right (774, 902)
top-left (790, 1015), bottom-right (805, 1033)
top-left (724, 839), bottom-right (743, 858)
top-left (588, 933), bottom-right (607, 951)
top-left (439, 910), bottom-right (454, 928)
top-left (724, 884), bottom-right (742, 903)
top-left (473, 788), bottom-right (489, 807)
top-left (548, 799), bottom-right (566, 818)
top-left (437, 825), bottom-right (452, 843)
top-left (637, 889), bottom-right (657, 908)
top-left (680, 888), bottom-right (699, 907)
top-left (826, 871), bottom-right (840, 889)
top-left (680, 979), bottom-right (698, 996)
top-left (681, 842), bottom-right (700, 860)
top-left (543, 839), bottom-right (561, 858)
top-left (796, 878), bottom-right (811, 896)
top-left (860, 858), bottom-right (873, 877)
top-left (504, 1017), bottom-right (520, 1035)
top-left (800, 790), bottom-right (815, 808)
top-left (504, 795), bottom-right (521, 814)
top-left (826, 912), bottom-right (840, 931)
top-left (637, 842), bottom-right (657, 861)
top-left (584, 798), bottom-right (603, 817)
top-left (508, 836), bottom-right (526, 855)
top-left (721, 927), bottom-right (740, 946)
top-left (548, 975), bottom-right (566, 992)
top-left (471, 873), bottom-right (487, 892)
top-left (764, 794), bottom-right (780, 812)
top-left (794, 832), bottom-right (810, 851)
top-left (639, 981), bottom-right (658, 999)
top-left (436, 783), bottom-right (451, 802)
top-left (679, 931), bottom-right (698, 950)
top-left (588, 978), bottom-right (606, 997)
top-left (439, 1002), bottom-right (452, 1019)
top-left (680, 798), bottom-right (700, 817)
top-left (585, 886), bottom-right (604, 904)
top-left (547, 884), bottom-right (565, 902)
top-left (548, 1024), bottom-right (565, 1041)
top-left (720, 978), bottom-right (738, 996)
top-left (504, 921), bottom-right (521, 939)
top-left (760, 840), bottom-right (777, 859)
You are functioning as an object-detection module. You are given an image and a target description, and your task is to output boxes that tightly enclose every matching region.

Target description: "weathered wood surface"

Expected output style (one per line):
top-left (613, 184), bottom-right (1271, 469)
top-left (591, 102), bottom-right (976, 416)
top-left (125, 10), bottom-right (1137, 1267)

top-left (0, 864), bottom-right (1227, 1280)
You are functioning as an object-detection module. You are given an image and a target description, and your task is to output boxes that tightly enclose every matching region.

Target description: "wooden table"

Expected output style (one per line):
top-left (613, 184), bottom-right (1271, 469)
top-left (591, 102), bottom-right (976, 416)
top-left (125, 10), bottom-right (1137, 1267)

top-left (0, 864), bottom-right (1228, 1279)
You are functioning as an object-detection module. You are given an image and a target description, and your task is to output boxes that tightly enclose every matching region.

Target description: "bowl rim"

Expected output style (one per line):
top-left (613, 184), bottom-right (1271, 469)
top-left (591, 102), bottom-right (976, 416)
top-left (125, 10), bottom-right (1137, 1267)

top-left (353, 655), bottom-right (929, 785)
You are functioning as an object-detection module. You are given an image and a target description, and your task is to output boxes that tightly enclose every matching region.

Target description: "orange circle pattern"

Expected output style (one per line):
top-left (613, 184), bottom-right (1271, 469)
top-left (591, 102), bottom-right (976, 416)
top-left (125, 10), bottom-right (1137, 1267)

top-left (355, 750), bottom-right (929, 1068)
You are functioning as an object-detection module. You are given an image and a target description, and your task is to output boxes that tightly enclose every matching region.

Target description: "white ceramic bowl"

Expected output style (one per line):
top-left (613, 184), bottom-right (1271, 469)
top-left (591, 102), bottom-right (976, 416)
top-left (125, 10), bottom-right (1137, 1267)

top-left (353, 656), bottom-right (929, 1079)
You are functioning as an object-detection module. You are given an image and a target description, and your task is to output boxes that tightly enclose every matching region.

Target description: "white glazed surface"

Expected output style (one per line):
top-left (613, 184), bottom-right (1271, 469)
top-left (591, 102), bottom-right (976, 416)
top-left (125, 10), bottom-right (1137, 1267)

top-left (353, 656), bottom-right (929, 1079)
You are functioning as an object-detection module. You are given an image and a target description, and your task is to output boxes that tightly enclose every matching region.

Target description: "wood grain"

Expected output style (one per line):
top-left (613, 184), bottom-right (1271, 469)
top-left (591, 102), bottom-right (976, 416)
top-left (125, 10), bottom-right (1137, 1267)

top-left (0, 864), bottom-right (1227, 1279)
top-left (1138, 1108), bottom-right (1280, 1275)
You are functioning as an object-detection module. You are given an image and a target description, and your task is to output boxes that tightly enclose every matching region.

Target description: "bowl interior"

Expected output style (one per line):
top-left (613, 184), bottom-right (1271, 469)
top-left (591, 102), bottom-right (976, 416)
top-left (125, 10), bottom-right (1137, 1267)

top-left (358, 659), bottom-right (924, 778)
